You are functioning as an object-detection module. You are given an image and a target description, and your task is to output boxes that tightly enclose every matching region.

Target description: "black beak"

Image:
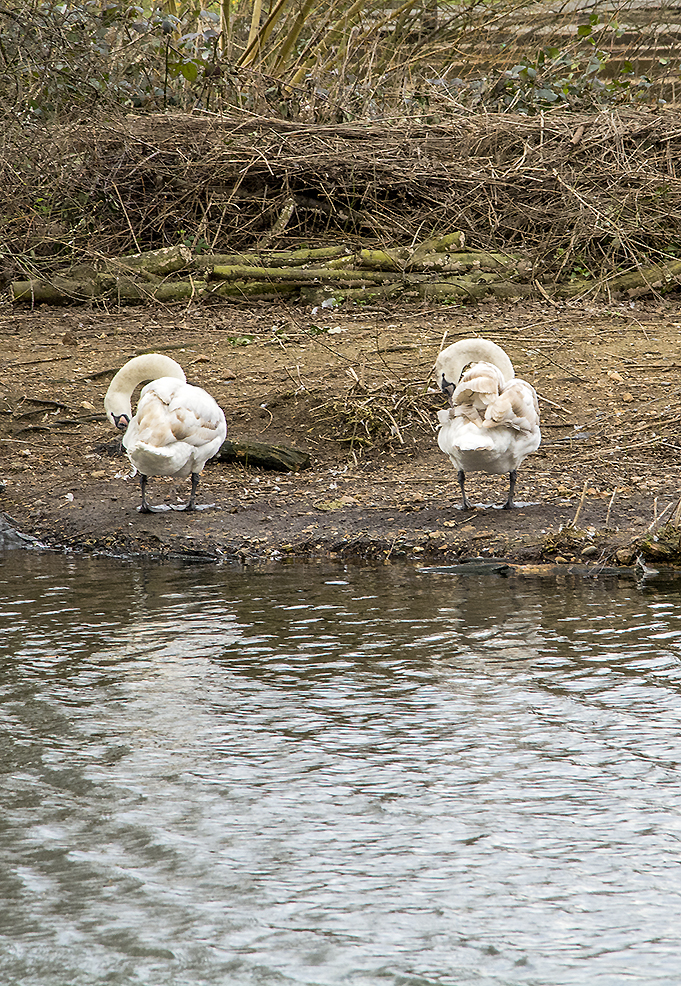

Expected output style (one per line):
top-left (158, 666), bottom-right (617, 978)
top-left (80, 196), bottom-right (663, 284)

top-left (113, 413), bottom-right (130, 431)
top-left (441, 374), bottom-right (456, 400)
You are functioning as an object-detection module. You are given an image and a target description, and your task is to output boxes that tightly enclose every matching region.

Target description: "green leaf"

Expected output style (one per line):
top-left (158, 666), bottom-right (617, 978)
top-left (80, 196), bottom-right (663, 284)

top-left (577, 24), bottom-right (592, 37)
top-left (180, 60), bottom-right (199, 83)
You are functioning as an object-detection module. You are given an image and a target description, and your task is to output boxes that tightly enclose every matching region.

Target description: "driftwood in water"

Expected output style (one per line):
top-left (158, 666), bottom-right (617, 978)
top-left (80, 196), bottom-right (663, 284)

top-left (215, 439), bottom-right (310, 473)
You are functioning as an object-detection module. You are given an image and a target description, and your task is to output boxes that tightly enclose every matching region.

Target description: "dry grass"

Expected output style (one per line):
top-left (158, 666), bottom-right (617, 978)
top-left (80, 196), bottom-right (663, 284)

top-left (3, 106), bottom-right (681, 290)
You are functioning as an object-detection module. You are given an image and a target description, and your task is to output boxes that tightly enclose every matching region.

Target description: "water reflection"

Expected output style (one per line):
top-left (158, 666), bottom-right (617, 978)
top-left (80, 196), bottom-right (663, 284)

top-left (1, 551), bottom-right (681, 985)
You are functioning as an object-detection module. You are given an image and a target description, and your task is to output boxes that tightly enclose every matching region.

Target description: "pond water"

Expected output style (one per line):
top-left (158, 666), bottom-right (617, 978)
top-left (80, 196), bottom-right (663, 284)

top-left (1, 550), bottom-right (681, 986)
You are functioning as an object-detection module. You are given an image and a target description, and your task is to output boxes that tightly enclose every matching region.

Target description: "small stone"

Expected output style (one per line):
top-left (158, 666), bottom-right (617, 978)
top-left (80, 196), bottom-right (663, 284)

top-left (615, 548), bottom-right (636, 565)
top-left (581, 545), bottom-right (599, 557)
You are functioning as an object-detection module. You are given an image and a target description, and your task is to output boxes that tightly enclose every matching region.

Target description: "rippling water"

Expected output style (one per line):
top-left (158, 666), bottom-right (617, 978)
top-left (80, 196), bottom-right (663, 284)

top-left (2, 551), bottom-right (681, 986)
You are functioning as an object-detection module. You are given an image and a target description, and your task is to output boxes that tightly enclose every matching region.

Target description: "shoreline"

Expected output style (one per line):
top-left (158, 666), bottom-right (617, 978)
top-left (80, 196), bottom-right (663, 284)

top-left (3, 298), bottom-right (681, 572)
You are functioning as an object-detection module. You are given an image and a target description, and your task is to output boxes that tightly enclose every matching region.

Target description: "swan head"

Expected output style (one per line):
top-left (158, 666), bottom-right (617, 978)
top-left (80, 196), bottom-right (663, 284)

top-left (440, 373), bottom-right (457, 400)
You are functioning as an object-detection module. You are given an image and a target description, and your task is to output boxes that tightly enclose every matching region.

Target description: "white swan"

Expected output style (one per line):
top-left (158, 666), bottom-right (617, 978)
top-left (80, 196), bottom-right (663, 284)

top-left (434, 338), bottom-right (541, 510)
top-left (104, 353), bottom-right (226, 513)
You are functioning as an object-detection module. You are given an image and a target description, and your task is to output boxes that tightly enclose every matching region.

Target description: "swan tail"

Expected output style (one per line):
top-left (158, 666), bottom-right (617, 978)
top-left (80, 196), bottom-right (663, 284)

top-left (456, 431), bottom-right (496, 452)
top-left (127, 440), bottom-right (193, 478)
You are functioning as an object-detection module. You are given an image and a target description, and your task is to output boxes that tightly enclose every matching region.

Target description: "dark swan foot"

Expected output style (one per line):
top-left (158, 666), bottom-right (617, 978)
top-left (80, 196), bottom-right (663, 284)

top-left (457, 469), bottom-right (472, 510)
top-left (502, 469), bottom-right (518, 510)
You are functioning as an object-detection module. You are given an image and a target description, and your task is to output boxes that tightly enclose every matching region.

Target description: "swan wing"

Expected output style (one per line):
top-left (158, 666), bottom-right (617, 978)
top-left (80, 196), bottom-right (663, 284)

top-left (133, 380), bottom-right (226, 446)
top-left (453, 362), bottom-right (506, 403)
top-left (483, 380), bottom-right (540, 435)
top-left (123, 379), bottom-right (227, 477)
top-left (449, 361), bottom-right (506, 426)
top-left (167, 390), bottom-right (226, 447)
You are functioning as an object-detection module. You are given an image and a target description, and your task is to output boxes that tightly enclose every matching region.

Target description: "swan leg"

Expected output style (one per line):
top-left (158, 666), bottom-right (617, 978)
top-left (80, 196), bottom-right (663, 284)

top-left (502, 469), bottom-right (517, 510)
top-left (139, 473), bottom-right (153, 513)
top-left (458, 469), bottom-right (472, 510)
top-left (180, 472), bottom-right (200, 512)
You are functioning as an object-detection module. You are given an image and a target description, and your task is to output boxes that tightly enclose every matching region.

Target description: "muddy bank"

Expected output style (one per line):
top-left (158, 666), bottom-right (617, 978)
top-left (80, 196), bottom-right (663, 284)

top-left (2, 296), bottom-right (681, 569)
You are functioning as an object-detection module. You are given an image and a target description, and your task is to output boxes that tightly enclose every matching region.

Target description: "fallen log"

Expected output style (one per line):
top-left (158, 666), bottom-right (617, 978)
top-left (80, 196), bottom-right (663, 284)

top-left (11, 277), bottom-right (98, 304)
top-left (11, 276), bottom-right (204, 305)
top-left (356, 248), bottom-right (407, 270)
top-left (204, 244), bottom-right (352, 268)
top-left (210, 263), bottom-right (404, 283)
top-left (301, 283), bottom-right (407, 304)
top-left (215, 440), bottom-right (310, 472)
top-left (112, 244), bottom-right (193, 276)
top-left (407, 250), bottom-right (518, 272)
top-left (589, 259), bottom-right (681, 298)
top-left (101, 277), bottom-right (201, 303)
top-left (209, 280), bottom-right (300, 299)
top-left (409, 231), bottom-right (465, 265)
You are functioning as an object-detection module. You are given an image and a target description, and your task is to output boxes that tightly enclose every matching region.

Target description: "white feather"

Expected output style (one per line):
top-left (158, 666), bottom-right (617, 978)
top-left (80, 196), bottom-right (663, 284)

top-left (434, 339), bottom-right (541, 508)
top-left (104, 354), bottom-right (226, 512)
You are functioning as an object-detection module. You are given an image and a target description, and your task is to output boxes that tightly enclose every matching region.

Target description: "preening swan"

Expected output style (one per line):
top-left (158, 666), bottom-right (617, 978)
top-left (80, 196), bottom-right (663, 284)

top-left (104, 353), bottom-right (227, 513)
top-left (434, 338), bottom-right (541, 510)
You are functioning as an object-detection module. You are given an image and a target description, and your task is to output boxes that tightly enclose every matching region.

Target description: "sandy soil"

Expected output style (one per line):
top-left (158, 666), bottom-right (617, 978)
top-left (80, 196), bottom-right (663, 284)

top-left (2, 295), bottom-right (681, 568)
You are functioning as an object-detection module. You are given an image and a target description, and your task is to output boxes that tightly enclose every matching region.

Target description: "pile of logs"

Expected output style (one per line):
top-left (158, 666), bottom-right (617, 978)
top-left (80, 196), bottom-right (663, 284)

top-left (11, 232), bottom-right (681, 307)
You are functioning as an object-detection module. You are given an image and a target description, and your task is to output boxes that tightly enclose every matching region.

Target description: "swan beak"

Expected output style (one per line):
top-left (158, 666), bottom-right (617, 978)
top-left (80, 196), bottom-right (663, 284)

top-left (441, 374), bottom-right (456, 400)
top-left (113, 413), bottom-right (130, 431)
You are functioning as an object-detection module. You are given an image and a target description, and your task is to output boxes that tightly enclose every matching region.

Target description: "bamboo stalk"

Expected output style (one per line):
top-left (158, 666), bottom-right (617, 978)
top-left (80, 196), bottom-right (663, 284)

top-left (241, 0), bottom-right (264, 67)
top-left (272, 0), bottom-right (316, 75)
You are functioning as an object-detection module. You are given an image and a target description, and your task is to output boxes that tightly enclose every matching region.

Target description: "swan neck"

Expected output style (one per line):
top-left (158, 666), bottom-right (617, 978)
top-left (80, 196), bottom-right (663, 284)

top-left (437, 339), bottom-right (515, 385)
top-left (104, 353), bottom-right (186, 420)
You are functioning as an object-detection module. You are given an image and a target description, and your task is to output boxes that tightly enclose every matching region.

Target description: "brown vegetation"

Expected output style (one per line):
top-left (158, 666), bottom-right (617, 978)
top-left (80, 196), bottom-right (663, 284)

top-left (4, 4), bottom-right (681, 568)
top-left (5, 108), bottom-right (681, 308)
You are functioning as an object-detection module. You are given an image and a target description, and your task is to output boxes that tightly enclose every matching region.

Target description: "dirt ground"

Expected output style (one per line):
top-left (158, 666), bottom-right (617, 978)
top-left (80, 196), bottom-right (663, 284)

top-left (2, 294), bottom-right (681, 569)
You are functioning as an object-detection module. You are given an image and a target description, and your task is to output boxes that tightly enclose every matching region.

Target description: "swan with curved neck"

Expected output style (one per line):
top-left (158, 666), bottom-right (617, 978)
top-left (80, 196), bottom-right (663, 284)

top-left (105, 353), bottom-right (226, 513)
top-left (434, 338), bottom-right (541, 510)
